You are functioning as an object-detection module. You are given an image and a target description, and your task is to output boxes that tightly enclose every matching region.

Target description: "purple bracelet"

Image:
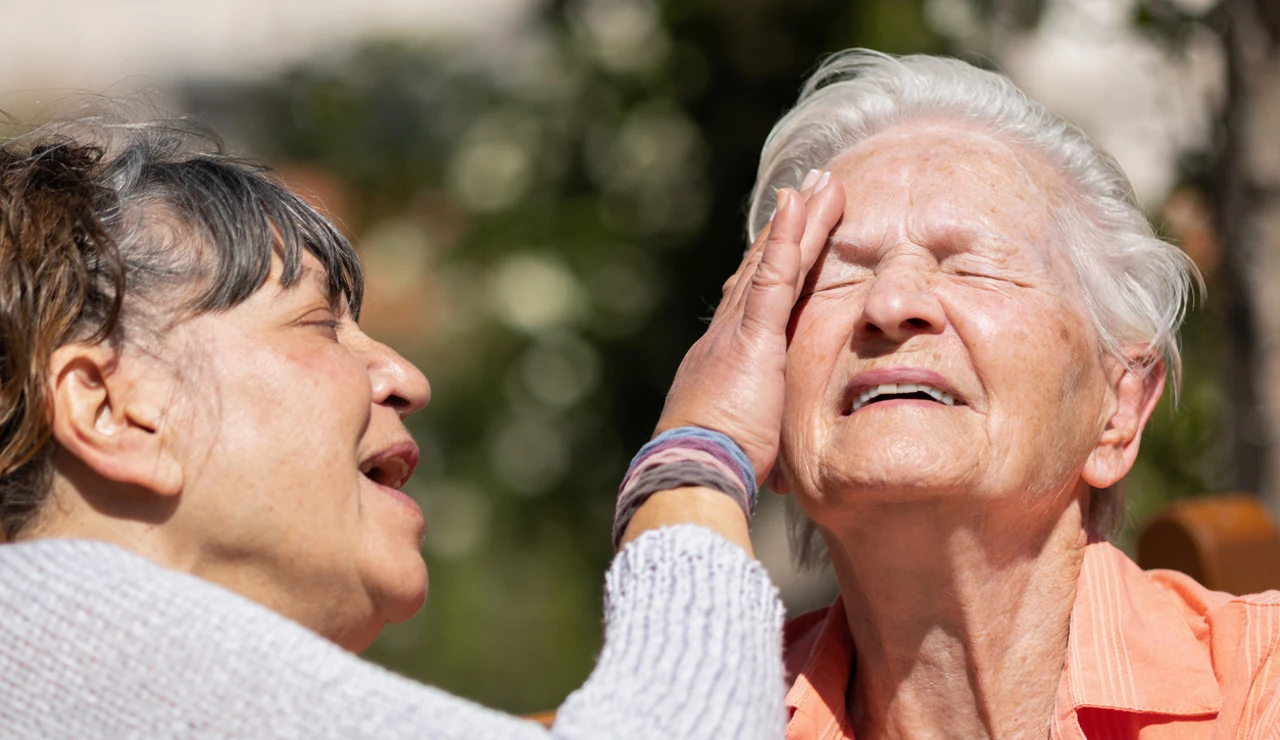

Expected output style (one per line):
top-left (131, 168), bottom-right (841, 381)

top-left (612, 426), bottom-right (758, 549)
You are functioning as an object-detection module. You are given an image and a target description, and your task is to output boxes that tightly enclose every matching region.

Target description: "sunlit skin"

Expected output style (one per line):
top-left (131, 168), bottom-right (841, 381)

top-left (774, 122), bottom-right (1164, 739)
top-left (41, 253), bottom-right (431, 652)
top-left (35, 236), bottom-right (776, 663)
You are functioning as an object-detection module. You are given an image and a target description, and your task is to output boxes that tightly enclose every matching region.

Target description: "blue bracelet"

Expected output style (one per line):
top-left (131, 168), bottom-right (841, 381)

top-left (627, 426), bottom-right (757, 500)
top-left (613, 426), bottom-right (760, 549)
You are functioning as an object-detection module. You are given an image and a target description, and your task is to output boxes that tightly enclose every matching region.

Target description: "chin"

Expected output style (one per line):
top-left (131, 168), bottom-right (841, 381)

top-left (359, 497), bottom-right (430, 617)
top-left (369, 550), bottom-right (430, 624)
top-left (337, 561), bottom-right (427, 654)
top-left (817, 438), bottom-right (962, 488)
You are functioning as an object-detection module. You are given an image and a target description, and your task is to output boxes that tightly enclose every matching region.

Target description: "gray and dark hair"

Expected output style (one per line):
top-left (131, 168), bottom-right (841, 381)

top-left (0, 110), bottom-right (362, 540)
top-left (749, 50), bottom-right (1199, 566)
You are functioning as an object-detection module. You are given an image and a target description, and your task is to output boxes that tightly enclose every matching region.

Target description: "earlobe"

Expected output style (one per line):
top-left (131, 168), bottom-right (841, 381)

top-left (766, 461), bottom-right (792, 496)
top-left (1081, 353), bottom-right (1165, 489)
top-left (48, 344), bottom-right (183, 497)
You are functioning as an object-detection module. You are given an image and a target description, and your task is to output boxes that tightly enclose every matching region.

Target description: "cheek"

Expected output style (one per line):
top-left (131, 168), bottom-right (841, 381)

top-left (951, 285), bottom-right (1083, 388)
top-left (783, 302), bottom-right (849, 419)
top-left (780, 299), bottom-right (853, 480)
top-left (984, 302), bottom-right (1097, 409)
top-left (196, 345), bottom-right (370, 482)
top-left (962, 291), bottom-right (1107, 482)
top-left (283, 344), bottom-right (374, 424)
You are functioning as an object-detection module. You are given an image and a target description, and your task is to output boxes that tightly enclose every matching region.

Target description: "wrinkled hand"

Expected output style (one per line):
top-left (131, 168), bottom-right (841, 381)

top-left (655, 170), bottom-right (845, 485)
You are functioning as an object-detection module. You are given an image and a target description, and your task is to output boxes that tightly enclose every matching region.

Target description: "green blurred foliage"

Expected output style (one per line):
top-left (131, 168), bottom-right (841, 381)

top-left (181, 0), bottom-right (1228, 713)
top-left (1121, 292), bottom-right (1224, 548)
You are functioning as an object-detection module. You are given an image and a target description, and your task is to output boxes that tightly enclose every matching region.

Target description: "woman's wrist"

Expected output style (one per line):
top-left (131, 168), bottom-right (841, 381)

top-left (613, 426), bottom-right (759, 551)
top-left (619, 488), bottom-right (754, 555)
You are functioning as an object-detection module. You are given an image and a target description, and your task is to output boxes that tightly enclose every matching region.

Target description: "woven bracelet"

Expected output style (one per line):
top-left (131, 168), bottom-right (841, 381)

top-left (612, 426), bottom-right (758, 549)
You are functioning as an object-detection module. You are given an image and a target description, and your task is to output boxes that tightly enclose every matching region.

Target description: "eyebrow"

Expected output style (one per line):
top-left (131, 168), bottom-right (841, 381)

top-left (295, 265), bottom-right (341, 310)
top-left (822, 234), bottom-right (875, 258)
top-left (824, 224), bottom-right (1030, 260)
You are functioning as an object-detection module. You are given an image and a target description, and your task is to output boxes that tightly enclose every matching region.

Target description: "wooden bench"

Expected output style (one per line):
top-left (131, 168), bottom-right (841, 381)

top-left (1137, 493), bottom-right (1280, 593)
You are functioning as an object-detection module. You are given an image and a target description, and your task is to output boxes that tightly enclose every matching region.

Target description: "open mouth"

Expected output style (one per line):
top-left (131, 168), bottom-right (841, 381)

top-left (359, 447), bottom-right (416, 490)
top-left (844, 383), bottom-right (960, 415)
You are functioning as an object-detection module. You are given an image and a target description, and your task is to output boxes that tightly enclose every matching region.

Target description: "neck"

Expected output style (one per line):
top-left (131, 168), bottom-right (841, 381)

top-left (824, 492), bottom-right (1088, 740)
top-left (21, 462), bottom-right (185, 566)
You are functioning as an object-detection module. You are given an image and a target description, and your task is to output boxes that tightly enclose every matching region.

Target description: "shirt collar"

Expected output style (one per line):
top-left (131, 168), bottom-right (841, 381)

top-left (1060, 540), bottom-right (1219, 716)
top-left (784, 540), bottom-right (1220, 740)
top-left (784, 597), bottom-right (855, 739)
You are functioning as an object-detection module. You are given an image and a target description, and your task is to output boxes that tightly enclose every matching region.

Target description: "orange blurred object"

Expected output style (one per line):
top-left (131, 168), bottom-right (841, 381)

top-left (1137, 494), bottom-right (1280, 594)
top-left (1162, 185), bottom-right (1220, 280)
top-left (524, 710), bottom-right (556, 728)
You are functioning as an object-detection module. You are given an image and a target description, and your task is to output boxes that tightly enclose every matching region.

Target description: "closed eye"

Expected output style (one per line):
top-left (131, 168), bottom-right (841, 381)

top-left (805, 275), bottom-right (872, 297)
top-left (296, 307), bottom-right (343, 338)
top-left (953, 269), bottom-right (998, 280)
top-left (944, 265), bottom-right (1035, 289)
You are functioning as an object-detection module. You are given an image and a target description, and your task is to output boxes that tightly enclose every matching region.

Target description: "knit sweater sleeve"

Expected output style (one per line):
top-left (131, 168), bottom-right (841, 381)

top-left (0, 525), bottom-right (786, 740)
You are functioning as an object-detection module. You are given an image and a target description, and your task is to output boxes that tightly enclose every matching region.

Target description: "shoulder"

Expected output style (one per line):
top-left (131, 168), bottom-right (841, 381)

top-left (0, 536), bottom-right (341, 672)
top-left (1143, 564), bottom-right (1280, 646)
top-left (0, 536), bottom-right (155, 575)
top-left (0, 539), bottom-right (513, 739)
top-left (0, 537), bottom-right (186, 610)
top-left (1142, 564), bottom-right (1280, 730)
top-left (1202, 587), bottom-right (1280, 732)
top-left (0, 537), bottom-right (296, 630)
top-left (1124, 545), bottom-right (1280, 664)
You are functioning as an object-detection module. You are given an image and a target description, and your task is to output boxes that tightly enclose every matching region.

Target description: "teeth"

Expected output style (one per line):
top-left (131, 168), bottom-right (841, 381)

top-left (850, 383), bottom-right (957, 412)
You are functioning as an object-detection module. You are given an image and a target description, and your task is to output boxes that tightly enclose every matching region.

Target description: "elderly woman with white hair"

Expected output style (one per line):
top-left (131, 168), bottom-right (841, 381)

top-left (662, 50), bottom-right (1280, 739)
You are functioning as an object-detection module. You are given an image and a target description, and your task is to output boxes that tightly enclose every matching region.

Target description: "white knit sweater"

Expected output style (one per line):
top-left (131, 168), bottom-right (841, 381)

top-left (0, 525), bottom-right (785, 739)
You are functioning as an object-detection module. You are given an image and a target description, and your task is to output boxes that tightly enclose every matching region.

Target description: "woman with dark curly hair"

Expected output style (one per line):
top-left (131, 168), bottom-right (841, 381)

top-left (0, 113), bottom-right (846, 739)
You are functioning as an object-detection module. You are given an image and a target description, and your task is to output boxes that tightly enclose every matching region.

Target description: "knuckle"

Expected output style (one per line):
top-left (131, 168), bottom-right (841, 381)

top-left (751, 260), bottom-right (790, 290)
top-left (736, 313), bottom-right (763, 338)
top-left (765, 229), bottom-right (793, 250)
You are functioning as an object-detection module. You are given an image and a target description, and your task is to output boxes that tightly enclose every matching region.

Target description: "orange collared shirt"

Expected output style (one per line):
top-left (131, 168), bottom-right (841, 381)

top-left (783, 541), bottom-right (1280, 739)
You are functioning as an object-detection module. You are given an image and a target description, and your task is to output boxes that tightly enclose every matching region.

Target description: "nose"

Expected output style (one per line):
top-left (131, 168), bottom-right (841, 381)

top-left (366, 339), bottom-right (431, 420)
top-left (856, 258), bottom-right (945, 343)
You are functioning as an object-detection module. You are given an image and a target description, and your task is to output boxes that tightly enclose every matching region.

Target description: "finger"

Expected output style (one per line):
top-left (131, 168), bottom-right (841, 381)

top-left (714, 247), bottom-right (759, 316)
top-left (798, 168), bottom-right (820, 193)
top-left (719, 225), bottom-right (767, 306)
top-left (718, 168), bottom-right (831, 317)
top-left (737, 171), bottom-right (839, 313)
top-left (795, 168), bottom-right (826, 204)
top-left (738, 187), bottom-right (809, 336)
top-left (792, 173), bottom-right (845, 300)
top-left (718, 188), bottom-right (796, 314)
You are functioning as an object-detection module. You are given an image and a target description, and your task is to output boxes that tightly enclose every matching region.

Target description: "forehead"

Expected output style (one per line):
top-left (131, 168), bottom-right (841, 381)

top-left (260, 251), bottom-right (341, 307)
top-left (826, 121), bottom-right (1070, 261)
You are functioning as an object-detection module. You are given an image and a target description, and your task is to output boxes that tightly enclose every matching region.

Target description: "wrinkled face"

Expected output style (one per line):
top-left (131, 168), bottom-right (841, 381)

top-left (779, 122), bottom-right (1117, 529)
top-left (164, 253), bottom-right (431, 651)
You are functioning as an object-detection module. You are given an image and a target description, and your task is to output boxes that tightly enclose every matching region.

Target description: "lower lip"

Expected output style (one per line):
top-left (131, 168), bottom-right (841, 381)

top-left (367, 478), bottom-right (424, 517)
top-left (845, 398), bottom-right (956, 415)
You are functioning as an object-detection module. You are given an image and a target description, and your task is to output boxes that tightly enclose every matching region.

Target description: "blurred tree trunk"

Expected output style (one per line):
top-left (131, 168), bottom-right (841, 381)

top-left (1216, 0), bottom-right (1280, 510)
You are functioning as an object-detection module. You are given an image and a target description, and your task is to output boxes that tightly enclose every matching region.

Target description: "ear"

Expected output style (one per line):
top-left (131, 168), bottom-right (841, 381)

top-left (1081, 349), bottom-right (1165, 489)
top-left (765, 458), bottom-right (792, 496)
top-left (47, 343), bottom-right (183, 497)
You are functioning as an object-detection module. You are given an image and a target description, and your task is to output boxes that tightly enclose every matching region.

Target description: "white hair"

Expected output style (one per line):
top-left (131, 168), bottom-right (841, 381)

top-left (751, 50), bottom-right (1201, 564)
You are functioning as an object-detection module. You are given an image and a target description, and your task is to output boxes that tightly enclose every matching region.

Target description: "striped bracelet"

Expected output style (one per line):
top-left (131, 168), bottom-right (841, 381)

top-left (612, 426), bottom-right (758, 549)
